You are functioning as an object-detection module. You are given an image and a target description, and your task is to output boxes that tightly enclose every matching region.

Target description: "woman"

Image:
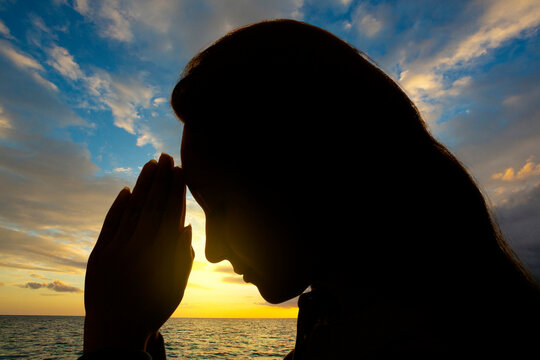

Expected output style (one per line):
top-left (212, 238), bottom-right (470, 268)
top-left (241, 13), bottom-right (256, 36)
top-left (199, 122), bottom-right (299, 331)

top-left (81, 19), bottom-right (540, 359)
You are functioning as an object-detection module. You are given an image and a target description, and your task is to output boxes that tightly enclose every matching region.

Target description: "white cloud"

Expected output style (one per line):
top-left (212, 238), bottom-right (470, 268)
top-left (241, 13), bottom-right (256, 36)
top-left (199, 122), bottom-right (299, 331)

top-left (112, 167), bottom-right (132, 173)
top-left (73, 0), bottom-right (90, 15)
top-left (71, 0), bottom-right (304, 60)
top-left (0, 40), bottom-right (43, 71)
top-left (31, 72), bottom-right (59, 91)
top-left (0, 105), bottom-right (12, 135)
top-left (436, 0), bottom-right (540, 70)
top-left (152, 97), bottom-right (167, 106)
top-left (29, 14), bottom-right (53, 36)
top-left (96, 73), bottom-right (155, 135)
top-left (43, 44), bottom-right (159, 144)
top-left (47, 45), bottom-right (84, 81)
top-left (358, 13), bottom-right (382, 37)
top-left (72, 0), bottom-right (135, 42)
top-left (136, 126), bottom-right (163, 149)
top-left (396, 0), bottom-right (540, 125)
top-left (0, 19), bottom-right (13, 39)
top-left (0, 40), bottom-right (58, 92)
top-left (99, 0), bottom-right (134, 42)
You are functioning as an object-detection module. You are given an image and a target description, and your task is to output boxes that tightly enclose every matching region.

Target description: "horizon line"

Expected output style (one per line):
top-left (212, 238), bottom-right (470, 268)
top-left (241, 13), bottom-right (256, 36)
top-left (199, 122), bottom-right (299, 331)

top-left (0, 314), bottom-right (297, 319)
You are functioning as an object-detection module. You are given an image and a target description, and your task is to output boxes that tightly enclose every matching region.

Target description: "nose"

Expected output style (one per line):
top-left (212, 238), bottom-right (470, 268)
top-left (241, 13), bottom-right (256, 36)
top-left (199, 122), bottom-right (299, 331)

top-left (204, 215), bottom-right (228, 263)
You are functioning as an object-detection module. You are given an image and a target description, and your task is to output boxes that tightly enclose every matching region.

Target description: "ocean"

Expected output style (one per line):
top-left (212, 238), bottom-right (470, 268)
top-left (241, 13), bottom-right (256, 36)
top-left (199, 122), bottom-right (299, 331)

top-left (0, 316), bottom-right (297, 359)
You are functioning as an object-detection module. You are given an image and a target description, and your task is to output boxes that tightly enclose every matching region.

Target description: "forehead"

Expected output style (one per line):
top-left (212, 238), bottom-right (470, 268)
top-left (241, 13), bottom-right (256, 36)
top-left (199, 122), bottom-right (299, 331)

top-left (180, 125), bottom-right (235, 190)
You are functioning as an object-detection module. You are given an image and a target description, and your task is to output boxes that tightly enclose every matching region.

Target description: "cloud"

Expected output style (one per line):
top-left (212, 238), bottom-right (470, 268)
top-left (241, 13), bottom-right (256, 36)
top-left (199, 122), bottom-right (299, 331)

top-left (0, 40), bottom-right (43, 71)
top-left (492, 159), bottom-right (540, 182)
top-left (30, 273), bottom-right (50, 280)
top-left (435, 0), bottom-right (540, 70)
top-left (0, 46), bottom-right (86, 135)
top-left (0, 226), bottom-right (89, 273)
top-left (43, 43), bottom-right (162, 147)
top-left (0, 100), bottom-right (125, 273)
top-left (0, 261), bottom-right (63, 273)
top-left (213, 263), bottom-right (249, 285)
top-left (0, 19), bottom-right (14, 39)
top-left (358, 13), bottom-right (382, 37)
top-left (29, 14), bottom-right (54, 37)
top-left (352, 3), bottom-right (384, 38)
top-left (0, 105), bottom-right (12, 136)
top-left (73, 0), bottom-right (90, 15)
top-left (19, 280), bottom-right (83, 293)
top-left (112, 167), bottom-right (132, 173)
top-left (135, 126), bottom-right (163, 149)
top-left (47, 45), bottom-right (84, 81)
top-left (0, 35), bottom-right (177, 275)
top-left (97, 0), bottom-right (134, 42)
top-left (0, 39), bottom-right (58, 92)
top-left (82, 69), bottom-right (157, 142)
top-left (495, 182), bottom-right (540, 281)
top-left (71, 0), bottom-right (304, 62)
top-left (221, 276), bottom-right (249, 285)
top-left (152, 97), bottom-right (167, 106)
top-left (103, 76), bottom-right (154, 135)
top-left (394, 0), bottom-right (540, 125)
top-left (186, 282), bottom-right (210, 290)
top-left (213, 264), bottom-right (236, 274)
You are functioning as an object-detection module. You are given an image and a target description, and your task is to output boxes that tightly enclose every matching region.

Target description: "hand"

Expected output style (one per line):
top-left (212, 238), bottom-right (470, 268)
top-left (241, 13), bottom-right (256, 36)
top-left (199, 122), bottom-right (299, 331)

top-left (83, 153), bottom-right (194, 352)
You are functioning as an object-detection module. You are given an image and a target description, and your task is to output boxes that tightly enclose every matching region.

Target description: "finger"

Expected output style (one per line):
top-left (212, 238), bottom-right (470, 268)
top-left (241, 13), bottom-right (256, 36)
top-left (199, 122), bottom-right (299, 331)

top-left (91, 186), bottom-right (131, 255)
top-left (113, 159), bottom-right (158, 246)
top-left (133, 153), bottom-right (174, 245)
top-left (174, 226), bottom-right (194, 280)
top-left (161, 166), bottom-right (186, 236)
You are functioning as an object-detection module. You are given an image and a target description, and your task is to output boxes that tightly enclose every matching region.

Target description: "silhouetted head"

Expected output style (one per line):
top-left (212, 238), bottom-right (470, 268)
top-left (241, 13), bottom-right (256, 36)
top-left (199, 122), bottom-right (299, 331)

top-left (171, 19), bottom-right (539, 330)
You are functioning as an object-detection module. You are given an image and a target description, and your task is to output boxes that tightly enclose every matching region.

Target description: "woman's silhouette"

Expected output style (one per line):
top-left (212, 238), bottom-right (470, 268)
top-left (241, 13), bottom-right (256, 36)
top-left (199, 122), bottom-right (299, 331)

top-left (81, 19), bottom-right (540, 359)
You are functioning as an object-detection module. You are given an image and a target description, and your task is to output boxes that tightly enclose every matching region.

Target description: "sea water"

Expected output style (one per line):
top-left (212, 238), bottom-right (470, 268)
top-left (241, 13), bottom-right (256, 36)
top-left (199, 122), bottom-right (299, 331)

top-left (0, 316), bottom-right (297, 359)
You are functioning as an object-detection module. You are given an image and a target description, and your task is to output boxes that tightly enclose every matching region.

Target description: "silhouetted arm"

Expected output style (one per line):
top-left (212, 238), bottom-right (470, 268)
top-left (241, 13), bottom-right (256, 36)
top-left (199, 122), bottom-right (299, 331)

top-left (81, 153), bottom-right (193, 358)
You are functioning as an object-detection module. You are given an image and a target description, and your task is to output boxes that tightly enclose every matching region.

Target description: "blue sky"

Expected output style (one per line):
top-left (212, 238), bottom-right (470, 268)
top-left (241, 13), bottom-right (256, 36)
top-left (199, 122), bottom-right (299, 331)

top-left (0, 0), bottom-right (539, 315)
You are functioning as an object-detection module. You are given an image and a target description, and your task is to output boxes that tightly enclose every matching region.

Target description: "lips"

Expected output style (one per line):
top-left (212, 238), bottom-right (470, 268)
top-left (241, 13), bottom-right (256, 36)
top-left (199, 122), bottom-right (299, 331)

top-left (243, 272), bottom-right (253, 283)
top-left (229, 259), bottom-right (255, 283)
top-left (231, 262), bottom-right (247, 276)
top-left (231, 264), bottom-right (254, 283)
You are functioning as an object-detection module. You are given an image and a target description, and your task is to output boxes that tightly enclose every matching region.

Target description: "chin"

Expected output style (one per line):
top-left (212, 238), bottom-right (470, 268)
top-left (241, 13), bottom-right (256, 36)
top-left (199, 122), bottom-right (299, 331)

top-left (256, 279), bottom-right (309, 305)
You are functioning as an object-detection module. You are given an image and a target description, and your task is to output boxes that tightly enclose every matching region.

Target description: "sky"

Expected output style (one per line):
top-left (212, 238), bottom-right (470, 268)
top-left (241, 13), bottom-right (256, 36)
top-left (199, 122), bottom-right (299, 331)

top-left (0, 0), bottom-right (539, 318)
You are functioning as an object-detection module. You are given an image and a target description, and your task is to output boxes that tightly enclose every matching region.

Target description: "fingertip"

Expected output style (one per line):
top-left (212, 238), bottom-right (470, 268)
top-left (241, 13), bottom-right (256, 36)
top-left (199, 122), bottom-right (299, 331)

top-left (173, 165), bottom-right (185, 182)
top-left (112, 186), bottom-right (130, 208)
top-left (182, 224), bottom-right (192, 241)
top-left (145, 159), bottom-right (158, 169)
top-left (159, 152), bottom-right (174, 166)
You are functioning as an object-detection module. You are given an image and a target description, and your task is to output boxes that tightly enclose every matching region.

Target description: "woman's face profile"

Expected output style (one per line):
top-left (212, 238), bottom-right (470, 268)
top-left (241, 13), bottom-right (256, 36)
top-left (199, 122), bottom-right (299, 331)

top-left (180, 126), bottom-right (311, 304)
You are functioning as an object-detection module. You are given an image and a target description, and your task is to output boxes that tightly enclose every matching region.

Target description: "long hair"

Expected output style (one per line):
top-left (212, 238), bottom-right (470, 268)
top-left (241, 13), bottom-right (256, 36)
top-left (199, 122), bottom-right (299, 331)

top-left (171, 18), bottom-right (540, 349)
